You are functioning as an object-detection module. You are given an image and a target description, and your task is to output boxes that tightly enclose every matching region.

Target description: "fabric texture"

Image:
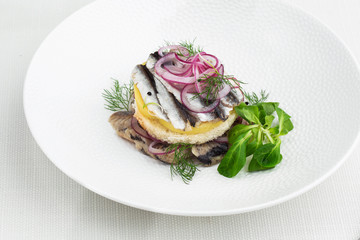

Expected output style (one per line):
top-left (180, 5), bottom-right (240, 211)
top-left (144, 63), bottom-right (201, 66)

top-left (1, 0), bottom-right (360, 239)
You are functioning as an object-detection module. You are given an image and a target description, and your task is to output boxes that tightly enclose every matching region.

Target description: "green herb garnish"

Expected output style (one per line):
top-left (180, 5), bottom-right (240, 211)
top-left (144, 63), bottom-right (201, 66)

top-left (217, 99), bottom-right (293, 177)
top-left (193, 73), bottom-right (245, 104)
top-left (179, 39), bottom-right (204, 57)
top-left (162, 39), bottom-right (203, 57)
top-left (166, 143), bottom-right (199, 184)
top-left (102, 78), bottom-right (134, 111)
top-left (244, 90), bottom-right (269, 105)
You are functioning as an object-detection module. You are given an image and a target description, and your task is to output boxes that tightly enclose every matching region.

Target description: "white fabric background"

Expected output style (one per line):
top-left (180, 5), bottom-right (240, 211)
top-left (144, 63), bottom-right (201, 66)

top-left (1, 0), bottom-right (360, 239)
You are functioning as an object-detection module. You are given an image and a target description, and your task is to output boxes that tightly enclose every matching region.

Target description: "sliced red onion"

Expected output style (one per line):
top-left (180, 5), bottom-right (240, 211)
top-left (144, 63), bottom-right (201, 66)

top-left (148, 134), bottom-right (162, 142)
top-left (193, 65), bottom-right (199, 80)
top-left (148, 141), bottom-right (176, 155)
top-left (194, 68), bottom-right (217, 96)
top-left (181, 84), bottom-right (220, 113)
top-left (163, 64), bottom-right (192, 76)
top-left (131, 117), bottom-right (151, 139)
top-left (195, 82), bottom-right (231, 100)
top-left (160, 72), bottom-right (196, 84)
top-left (217, 64), bottom-right (224, 75)
top-left (217, 84), bottom-right (231, 99)
top-left (198, 65), bottom-right (206, 72)
top-left (158, 45), bottom-right (189, 57)
top-left (198, 53), bottom-right (219, 68)
top-left (197, 68), bottom-right (217, 80)
top-left (174, 53), bottom-right (197, 65)
top-left (185, 83), bottom-right (198, 93)
top-left (214, 136), bottom-right (229, 143)
top-left (155, 53), bottom-right (196, 84)
top-left (168, 81), bottom-right (186, 91)
top-left (195, 68), bottom-right (227, 99)
top-left (155, 49), bottom-right (232, 103)
top-left (187, 54), bottom-right (199, 63)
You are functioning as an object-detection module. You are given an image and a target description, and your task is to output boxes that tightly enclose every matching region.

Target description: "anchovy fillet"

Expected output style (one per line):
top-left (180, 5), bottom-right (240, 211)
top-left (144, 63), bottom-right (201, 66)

top-left (147, 55), bottom-right (217, 122)
top-left (132, 65), bottom-right (169, 121)
top-left (146, 55), bottom-right (188, 130)
top-left (142, 53), bottom-right (243, 125)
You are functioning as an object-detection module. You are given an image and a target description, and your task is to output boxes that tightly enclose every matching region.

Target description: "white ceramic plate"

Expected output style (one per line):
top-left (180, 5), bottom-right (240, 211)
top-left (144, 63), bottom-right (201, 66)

top-left (24, 0), bottom-right (360, 216)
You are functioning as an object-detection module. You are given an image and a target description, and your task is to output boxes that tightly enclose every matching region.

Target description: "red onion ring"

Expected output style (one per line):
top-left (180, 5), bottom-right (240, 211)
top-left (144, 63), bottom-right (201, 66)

top-left (194, 68), bottom-right (217, 95)
top-left (154, 48), bottom-right (235, 108)
top-left (131, 117), bottom-right (152, 140)
top-left (217, 64), bottom-right (224, 75)
top-left (201, 53), bottom-right (219, 68)
top-left (181, 84), bottom-right (220, 113)
top-left (194, 68), bottom-right (230, 100)
top-left (216, 84), bottom-right (231, 99)
top-left (174, 53), bottom-right (197, 65)
top-left (148, 141), bottom-right (176, 155)
top-left (148, 134), bottom-right (162, 142)
top-left (163, 64), bottom-right (192, 76)
top-left (158, 45), bottom-right (189, 57)
top-left (168, 81), bottom-right (186, 91)
top-left (155, 53), bottom-right (196, 84)
top-left (193, 65), bottom-right (199, 80)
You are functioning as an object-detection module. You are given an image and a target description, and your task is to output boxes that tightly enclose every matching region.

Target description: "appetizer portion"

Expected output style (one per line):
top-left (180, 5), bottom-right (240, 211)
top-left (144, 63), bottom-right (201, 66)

top-left (131, 49), bottom-right (243, 144)
top-left (104, 41), bottom-right (293, 183)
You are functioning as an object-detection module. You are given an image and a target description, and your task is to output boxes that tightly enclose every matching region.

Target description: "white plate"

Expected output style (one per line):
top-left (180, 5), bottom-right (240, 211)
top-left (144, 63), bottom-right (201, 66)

top-left (24, 0), bottom-right (360, 216)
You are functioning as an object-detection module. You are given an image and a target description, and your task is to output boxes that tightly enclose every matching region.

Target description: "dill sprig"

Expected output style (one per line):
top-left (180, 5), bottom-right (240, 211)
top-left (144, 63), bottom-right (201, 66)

top-left (167, 143), bottom-right (199, 184)
top-left (192, 74), bottom-right (246, 104)
top-left (162, 39), bottom-right (203, 57)
top-left (102, 78), bottom-right (134, 111)
top-left (243, 90), bottom-right (269, 105)
top-left (179, 39), bottom-right (203, 57)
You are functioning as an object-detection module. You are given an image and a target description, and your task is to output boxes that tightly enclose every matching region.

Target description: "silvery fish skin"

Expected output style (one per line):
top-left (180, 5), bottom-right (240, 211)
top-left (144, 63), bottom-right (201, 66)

top-left (147, 55), bottom-right (217, 122)
top-left (132, 65), bottom-right (169, 121)
top-left (220, 88), bottom-right (243, 108)
top-left (145, 55), bottom-right (187, 130)
top-left (148, 54), bottom-right (244, 122)
top-left (215, 88), bottom-right (244, 119)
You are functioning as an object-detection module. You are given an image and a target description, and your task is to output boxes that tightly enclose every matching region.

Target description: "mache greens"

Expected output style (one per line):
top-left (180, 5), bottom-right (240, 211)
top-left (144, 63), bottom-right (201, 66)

top-left (218, 97), bottom-right (293, 177)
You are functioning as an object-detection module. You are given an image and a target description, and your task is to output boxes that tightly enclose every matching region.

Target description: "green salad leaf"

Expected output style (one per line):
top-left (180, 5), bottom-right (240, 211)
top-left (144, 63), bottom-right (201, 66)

top-left (217, 131), bottom-right (253, 178)
top-left (253, 140), bottom-right (282, 168)
top-left (228, 124), bottom-right (257, 144)
top-left (235, 103), bottom-right (261, 124)
top-left (275, 107), bottom-right (294, 136)
top-left (248, 158), bottom-right (274, 172)
top-left (264, 115), bottom-right (275, 128)
top-left (217, 98), bottom-right (293, 177)
top-left (246, 127), bottom-right (262, 157)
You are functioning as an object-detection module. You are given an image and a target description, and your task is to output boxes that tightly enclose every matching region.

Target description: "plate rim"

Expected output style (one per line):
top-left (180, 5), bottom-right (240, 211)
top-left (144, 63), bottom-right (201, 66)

top-left (23, 0), bottom-right (360, 216)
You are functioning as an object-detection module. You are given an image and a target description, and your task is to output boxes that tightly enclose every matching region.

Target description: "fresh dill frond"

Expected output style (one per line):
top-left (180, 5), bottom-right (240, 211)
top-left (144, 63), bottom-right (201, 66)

top-left (167, 143), bottom-right (199, 184)
top-left (192, 74), bottom-right (246, 104)
top-left (179, 38), bottom-right (203, 57)
top-left (161, 38), bottom-right (203, 57)
top-left (102, 78), bottom-right (134, 111)
top-left (243, 90), bottom-right (269, 105)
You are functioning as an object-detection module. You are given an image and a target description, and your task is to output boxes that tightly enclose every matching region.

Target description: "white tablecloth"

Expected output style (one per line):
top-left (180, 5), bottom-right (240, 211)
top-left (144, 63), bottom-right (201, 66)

top-left (1, 0), bottom-right (360, 239)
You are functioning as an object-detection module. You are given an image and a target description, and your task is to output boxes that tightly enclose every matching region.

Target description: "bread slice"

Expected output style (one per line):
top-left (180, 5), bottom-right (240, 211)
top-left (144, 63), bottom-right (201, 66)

top-left (134, 105), bottom-right (237, 144)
